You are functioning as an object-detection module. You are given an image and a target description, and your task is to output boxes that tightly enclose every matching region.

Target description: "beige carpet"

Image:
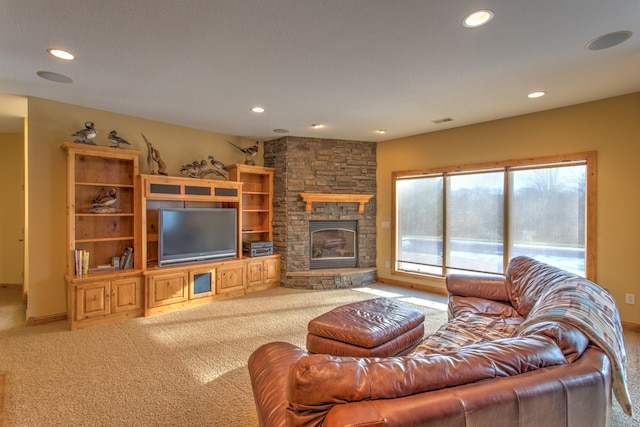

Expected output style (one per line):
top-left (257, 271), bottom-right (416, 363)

top-left (0, 283), bottom-right (638, 426)
top-left (0, 372), bottom-right (5, 427)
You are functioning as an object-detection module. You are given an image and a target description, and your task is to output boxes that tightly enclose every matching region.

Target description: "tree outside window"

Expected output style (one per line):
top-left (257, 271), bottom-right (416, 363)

top-left (394, 153), bottom-right (594, 278)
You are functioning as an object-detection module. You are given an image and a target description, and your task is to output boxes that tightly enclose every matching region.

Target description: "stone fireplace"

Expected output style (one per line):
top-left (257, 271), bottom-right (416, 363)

top-left (264, 136), bottom-right (377, 289)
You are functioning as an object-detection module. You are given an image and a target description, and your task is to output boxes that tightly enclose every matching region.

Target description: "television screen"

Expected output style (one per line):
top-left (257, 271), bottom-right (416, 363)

top-left (158, 208), bottom-right (237, 267)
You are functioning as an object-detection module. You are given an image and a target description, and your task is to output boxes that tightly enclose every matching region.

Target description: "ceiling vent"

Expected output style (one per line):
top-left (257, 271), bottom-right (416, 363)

top-left (432, 117), bottom-right (454, 124)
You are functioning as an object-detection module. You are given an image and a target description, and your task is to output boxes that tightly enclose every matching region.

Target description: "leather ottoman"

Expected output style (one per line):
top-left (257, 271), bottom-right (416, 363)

top-left (306, 298), bottom-right (425, 357)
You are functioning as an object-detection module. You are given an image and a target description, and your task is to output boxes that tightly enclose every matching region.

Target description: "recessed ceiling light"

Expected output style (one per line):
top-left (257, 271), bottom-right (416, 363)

top-left (463, 10), bottom-right (494, 28)
top-left (47, 48), bottom-right (75, 60)
top-left (586, 31), bottom-right (632, 51)
top-left (376, 129), bottom-right (387, 134)
top-left (310, 124), bottom-right (323, 129)
top-left (528, 91), bottom-right (546, 99)
top-left (37, 71), bottom-right (73, 83)
top-left (273, 128), bottom-right (289, 133)
top-left (251, 107), bottom-right (265, 113)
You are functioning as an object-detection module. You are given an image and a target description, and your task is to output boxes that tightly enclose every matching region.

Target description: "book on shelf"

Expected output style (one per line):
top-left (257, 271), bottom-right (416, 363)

top-left (88, 264), bottom-right (116, 273)
top-left (74, 250), bottom-right (89, 275)
top-left (120, 247), bottom-right (134, 269)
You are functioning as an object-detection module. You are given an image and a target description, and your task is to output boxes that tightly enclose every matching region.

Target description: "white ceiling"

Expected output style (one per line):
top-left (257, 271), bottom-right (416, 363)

top-left (1, 1), bottom-right (639, 141)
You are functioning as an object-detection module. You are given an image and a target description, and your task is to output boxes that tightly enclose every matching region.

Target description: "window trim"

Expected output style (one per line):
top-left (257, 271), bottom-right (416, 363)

top-left (391, 151), bottom-right (597, 281)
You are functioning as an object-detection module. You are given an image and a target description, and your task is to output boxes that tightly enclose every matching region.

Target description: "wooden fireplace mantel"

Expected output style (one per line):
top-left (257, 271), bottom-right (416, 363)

top-left (299, 192), bottom-right (373, 213)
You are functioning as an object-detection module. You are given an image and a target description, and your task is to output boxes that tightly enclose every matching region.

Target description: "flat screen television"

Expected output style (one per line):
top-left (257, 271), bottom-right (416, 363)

top-left (158, 208), bottom-right (237, 267)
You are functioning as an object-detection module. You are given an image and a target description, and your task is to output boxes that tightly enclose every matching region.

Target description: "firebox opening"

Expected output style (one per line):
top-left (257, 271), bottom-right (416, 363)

top-left (309, 220), bottom-right (357, 269)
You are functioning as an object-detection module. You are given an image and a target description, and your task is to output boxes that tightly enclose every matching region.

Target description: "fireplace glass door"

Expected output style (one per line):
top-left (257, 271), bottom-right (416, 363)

top-left (310, 220), bottom-right (357, 269)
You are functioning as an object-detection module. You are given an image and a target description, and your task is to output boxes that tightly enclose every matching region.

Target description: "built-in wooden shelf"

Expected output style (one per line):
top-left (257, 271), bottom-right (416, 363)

top-left (299, 192), bottom-right (373, 213)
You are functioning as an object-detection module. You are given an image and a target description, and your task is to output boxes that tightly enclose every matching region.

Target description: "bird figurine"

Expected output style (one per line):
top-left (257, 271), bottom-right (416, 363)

top-left (226, 140), bottom-right (259, 165)
top-left (179, 163), bottom-right (194, 176)
top-left (208, 155), bottom-right (229, 179)
top-left (179, 160), bottom-right (203, 178)
top-left (142, 133), bottom-right (155, 173)
top-left (179, 158), bottom-right (229, 179)
top-left (91, 188), bottom-right (118, 207)
top-left (195, 160), bottom-right (208, 173)
top-left (72, 122), bottom-right (97, 145)
top-left (107, 130), bottom-right (132, 148)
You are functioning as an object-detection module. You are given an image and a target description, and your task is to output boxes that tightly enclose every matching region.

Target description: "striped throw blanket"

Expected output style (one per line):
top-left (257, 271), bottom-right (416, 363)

top-left (517, 277), bottom-right (632, 416)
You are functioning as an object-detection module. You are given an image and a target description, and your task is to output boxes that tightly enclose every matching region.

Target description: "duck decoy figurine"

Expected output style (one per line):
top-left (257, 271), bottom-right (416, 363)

top-left (179, 160), bottom-right (203, 178)
top-left (107, 130), bottom-right (132, 148)
top-left (92, 188), bottom-right (118, 207)
top-left (179, 157), bottom-right (229, 179)
top-left (208, 155), bottom-right (229, 179)
top-left (226, 140), bottom-right (259, 165)
top-left (72, 122), bottom-right (97, 145)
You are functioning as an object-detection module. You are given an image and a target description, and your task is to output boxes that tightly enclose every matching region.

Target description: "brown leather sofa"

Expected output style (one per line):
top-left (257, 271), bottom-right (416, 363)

top-left (249, 257), bottom-right (626, 426)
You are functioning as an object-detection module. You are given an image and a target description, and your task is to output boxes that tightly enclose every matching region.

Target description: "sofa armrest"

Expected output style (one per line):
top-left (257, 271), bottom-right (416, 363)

top-left (248, 342), bottom-right (309, 427)
top-left (446, 272), bottom-right (509, 302)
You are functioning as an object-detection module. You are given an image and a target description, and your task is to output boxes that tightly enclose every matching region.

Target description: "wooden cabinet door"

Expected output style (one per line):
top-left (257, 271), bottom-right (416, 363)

top-left (147, 271), bottom-right (187, 308)
top-left (263, 257), bottom-right (280, 285)
top-left (76, 280), bottom-right (110, 320)
top-left (218, 263), bottom-right (245, 293)
top-left (247, 256), bottom-right (280, 289)
top-left (111, 276), bottom-right (142, 314)
top-left (246, 260), bottom-right (264, 288)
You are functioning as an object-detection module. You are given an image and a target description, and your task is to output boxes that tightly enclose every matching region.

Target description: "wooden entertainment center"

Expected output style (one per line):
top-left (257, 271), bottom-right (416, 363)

top-left (62, 143), bottom-right (279, 330)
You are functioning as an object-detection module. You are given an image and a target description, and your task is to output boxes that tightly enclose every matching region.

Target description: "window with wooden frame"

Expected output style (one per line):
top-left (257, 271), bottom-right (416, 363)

top-left (392, 152), bottom-right (596, 280)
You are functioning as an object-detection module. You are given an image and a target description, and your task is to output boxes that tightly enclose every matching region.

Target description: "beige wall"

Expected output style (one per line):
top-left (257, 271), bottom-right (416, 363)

top-left (25, 93), bottom-right (640, 326)
top-left (25, 97), bottom-right (261, 322)
top-left (376, 92), bottom-right (640, 324)
top-left (0, 132), bottom-right (24, 285)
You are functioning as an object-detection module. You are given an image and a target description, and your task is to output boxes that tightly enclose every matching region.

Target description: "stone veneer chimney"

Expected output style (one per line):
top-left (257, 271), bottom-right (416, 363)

top-left (264, 136), bottom-right (377, 289)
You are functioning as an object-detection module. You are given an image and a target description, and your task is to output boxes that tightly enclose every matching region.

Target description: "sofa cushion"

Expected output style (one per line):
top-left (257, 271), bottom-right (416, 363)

top-left (517, 320), bottom-right (589, 363)
top-left (505, 256), bottom-right (579, 316)
top-left (286, 335), bottom-right (567, 409)
top-left (448, 295), bottom-right (521, 319)
top-left (413, 309), bottom-right (524, 354)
